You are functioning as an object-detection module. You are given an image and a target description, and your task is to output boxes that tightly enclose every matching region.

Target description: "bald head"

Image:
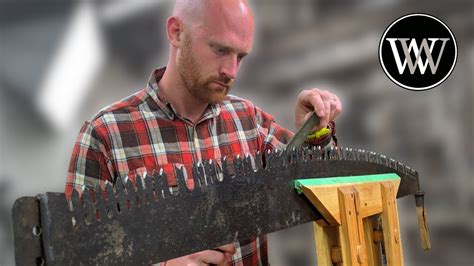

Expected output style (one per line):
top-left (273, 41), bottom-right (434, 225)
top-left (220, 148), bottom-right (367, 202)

top-left (172, 0), bottom-right (253, 32)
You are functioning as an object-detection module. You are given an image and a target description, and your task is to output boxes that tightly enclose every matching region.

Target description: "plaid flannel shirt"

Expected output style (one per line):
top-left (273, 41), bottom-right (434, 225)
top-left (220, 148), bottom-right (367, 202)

top-left (66, 67), bottom-right (293, 265)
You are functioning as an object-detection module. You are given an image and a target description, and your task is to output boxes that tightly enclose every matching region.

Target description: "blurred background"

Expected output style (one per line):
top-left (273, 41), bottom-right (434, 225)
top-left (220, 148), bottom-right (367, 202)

top-left (0, 0), bottom-right (472, 265)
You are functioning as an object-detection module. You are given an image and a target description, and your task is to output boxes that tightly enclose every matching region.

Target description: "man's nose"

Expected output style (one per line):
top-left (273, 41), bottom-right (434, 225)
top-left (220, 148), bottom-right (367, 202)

top-left (220, 55), bottom-right (238, 80)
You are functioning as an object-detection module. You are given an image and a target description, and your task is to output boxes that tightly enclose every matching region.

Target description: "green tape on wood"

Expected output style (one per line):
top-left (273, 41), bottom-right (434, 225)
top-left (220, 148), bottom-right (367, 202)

top-left (294, 173), bottom-right (400, 194)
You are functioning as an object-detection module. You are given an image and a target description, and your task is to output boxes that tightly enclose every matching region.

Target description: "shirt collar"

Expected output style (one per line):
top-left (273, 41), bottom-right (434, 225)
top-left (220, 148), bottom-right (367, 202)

top-left (146, 67), bottom-right (221, 122)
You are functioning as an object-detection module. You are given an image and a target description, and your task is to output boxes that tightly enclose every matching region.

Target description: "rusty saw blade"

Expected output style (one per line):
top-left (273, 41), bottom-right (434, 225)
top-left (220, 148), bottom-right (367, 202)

top-left (12, 147), bottom-right (425, 265)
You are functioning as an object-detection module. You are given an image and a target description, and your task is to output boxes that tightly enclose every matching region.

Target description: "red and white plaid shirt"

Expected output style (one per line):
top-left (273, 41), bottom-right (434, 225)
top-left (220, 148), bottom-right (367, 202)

top-left (66, 67), bottom-right (294, 265)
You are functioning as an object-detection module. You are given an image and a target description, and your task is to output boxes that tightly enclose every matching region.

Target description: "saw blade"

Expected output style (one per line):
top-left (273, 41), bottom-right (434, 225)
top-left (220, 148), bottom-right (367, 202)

top-left (15, 147), bottom-right (421, 265)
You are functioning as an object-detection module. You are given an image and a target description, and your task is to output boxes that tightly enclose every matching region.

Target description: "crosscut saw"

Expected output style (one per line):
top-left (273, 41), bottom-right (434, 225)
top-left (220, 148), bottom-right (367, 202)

top-left (12, 113), bottom-right (430, 265)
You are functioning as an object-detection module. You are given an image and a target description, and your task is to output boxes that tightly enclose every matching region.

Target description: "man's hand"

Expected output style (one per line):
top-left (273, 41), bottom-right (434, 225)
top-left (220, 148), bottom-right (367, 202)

top-left (295, 89), bottom-right (342, 130)
top-left (165, 244), bottom-right (236, 266)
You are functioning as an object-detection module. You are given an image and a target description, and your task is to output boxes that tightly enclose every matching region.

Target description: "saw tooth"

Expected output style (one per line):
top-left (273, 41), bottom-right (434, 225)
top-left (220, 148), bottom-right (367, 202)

top-left (396, 162), bottom-right (403, 172)
top-left (213, 160), bottom-right (224, 182)
top-left (327, 147), bottom-right (333, 160)
top-left (300, 148), bottom-right (307, 162)
top-left (221, 156), bottom-right (233, 180)
top-left (405, 165), bottom-right (412, 176)
top-left (347, 148), bottom-right (352, 160)
top-left (264, 149), bottom-right (272, 168)
top-left (327, 148), bottom-right (332, 160)
top-left (363, 150), bottom-right (369, 161)
top-left (369, 151), bottom-right (375, 163)
top-left (336, 147), bottom-right (343, 160)
top-left (277, 149), bottom-right (286, 166)
top-left (104, 181), bottom-right (116, 218)
top-left (115, 177), bottom-right (129, 215)
top-left (374, 152), bottom-right (380, 164)
top-left (292, 148), bottom-right (300, 164)
top-left (346, 148), bottom-right (352, 160)
top-left (315, 146), bottom-right (322, 160)
top-left (310, 146), bottom-right (318, 161)
top-left (354, 149), bottom-right (360, 161)
top-left (254, 151), bottom-right (263, 171)
top-left (143, 174), bottom-right (154, 204)
top-left (82, 188), bottom-right (96, 225)
top-left (350, 148), bottom-right (355, 159)
top-left (265, 149), bottom-right (275, 169)
top-left (408, 167), bottom-right (416, 176)
top-left (286, 148), bottom-right (294, 165)
top-left (402, 164), bottom-right (408, 175)
top-left (125, 177), bottom-right (139, 210)
top-left (154, 169), bottom-right (170, 199)
top-left (293, 148), bottom-right (301, 164)
top-left (339, 147), bottom-right (346, 160)
top-left (204, 159), bottom-right (217, 185)
top-left (285, 147), bottom-right (295, 165)
top-left (321, 148), bottom-right (327, 160)
top-left (242, 154), bottom-right (253, 175)
top-left (174, 164), bottom-right (190, 194)
top-left (307, 147), bottom-right (315, 161)
top-left (176, 165), bottom-right (189, 188)
top-left (376, 153), bottom-right (382, 164)
top-left (94, 184), bottom-right (107, 221)
top-left (250, 154), bottom-right (259, 173)
top-left (233, 154), bottom-right (243, 176)
top-left (380, 154), bottom-right (387, 166)
top-left (331, 146), bottom-right (338, 160)
top-left (344, 147), bottom-right (351, 160)
top-left (340, 147), bottom-right (346, 160)
top-left (276, 149), bottom-right (286, 167)
top-left (136, 175), bottom-right (145, 191)
top-left (135, 175), bottom-right (148, 208)
top-left (71, 188), bottom-right (85, 226)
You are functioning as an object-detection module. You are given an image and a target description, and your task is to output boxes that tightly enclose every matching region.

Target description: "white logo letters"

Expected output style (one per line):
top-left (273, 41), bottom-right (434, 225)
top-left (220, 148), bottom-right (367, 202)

top-left (386, 38), bottom-right (450, 75)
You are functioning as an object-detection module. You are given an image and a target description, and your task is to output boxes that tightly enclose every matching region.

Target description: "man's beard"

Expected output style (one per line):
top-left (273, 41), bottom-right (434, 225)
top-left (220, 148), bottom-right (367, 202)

top-left (177, 34), bottom-right (233, 104)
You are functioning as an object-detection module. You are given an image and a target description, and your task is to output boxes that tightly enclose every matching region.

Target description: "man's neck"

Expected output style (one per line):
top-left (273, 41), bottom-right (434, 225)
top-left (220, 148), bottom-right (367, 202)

top-left (159, 67), bottom-right (208, 124)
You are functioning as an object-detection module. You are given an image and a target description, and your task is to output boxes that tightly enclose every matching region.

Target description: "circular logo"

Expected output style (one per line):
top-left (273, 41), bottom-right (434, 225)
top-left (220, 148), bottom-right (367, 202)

top-left (379, 13), bottom-right (457, 91)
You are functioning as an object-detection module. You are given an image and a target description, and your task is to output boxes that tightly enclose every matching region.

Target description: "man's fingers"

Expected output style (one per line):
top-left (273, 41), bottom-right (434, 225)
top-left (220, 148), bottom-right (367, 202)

top-left (307, 91), bottom-right (326, 117)
top-left (215, 244), bottom-right (236, 255)
top-left (295, 88), bottom-right (342, 130)
top-left (191, 249), bottom-right (227, 265)
top-left (329, 96), bottom-right (337, 122)
top-left (320, 100), bottom-right (330, 129)
top-left (334, 95), bottom-right (342, 120)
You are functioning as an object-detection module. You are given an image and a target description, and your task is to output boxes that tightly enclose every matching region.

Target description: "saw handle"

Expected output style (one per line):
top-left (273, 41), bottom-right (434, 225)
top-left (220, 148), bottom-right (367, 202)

top-left (415, 191), bottom-right (431, 250)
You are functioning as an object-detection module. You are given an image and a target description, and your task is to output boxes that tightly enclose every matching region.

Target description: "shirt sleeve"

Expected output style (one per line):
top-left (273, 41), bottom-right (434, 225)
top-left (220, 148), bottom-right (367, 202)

top-left (65, 121), bottom-right (114, 200)
top-left (254, 106), bottom-right (294, 153)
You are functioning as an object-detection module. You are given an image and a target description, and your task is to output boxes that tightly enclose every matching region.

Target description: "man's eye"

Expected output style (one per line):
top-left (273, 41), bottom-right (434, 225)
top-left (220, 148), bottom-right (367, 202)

top-left (213, 46), bottom-right (227, 55)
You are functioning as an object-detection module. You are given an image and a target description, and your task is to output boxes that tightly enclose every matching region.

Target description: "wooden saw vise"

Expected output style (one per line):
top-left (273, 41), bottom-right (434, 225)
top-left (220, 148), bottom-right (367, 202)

top-left (11, 114), bottom-right (431, 265)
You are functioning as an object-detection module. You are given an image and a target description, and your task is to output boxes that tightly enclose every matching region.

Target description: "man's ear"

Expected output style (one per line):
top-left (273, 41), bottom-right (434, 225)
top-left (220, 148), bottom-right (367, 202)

top-left (166, 16), bottom-right (183, 47)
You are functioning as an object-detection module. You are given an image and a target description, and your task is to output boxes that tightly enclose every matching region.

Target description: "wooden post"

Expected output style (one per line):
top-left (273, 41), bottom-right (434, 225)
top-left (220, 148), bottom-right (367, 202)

top-left (363, 217), bottom-right (382, 266)
top-left (314, 222), bottom-right (339, 265)
top-left (380, 181), bottom-right (404, 266)
top-left (338, 187), bottom-right (367, 265)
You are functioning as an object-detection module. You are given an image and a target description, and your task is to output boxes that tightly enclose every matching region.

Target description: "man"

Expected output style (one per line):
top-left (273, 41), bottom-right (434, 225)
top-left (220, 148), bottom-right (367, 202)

top-left (66, 0), bottom-right (342, 265)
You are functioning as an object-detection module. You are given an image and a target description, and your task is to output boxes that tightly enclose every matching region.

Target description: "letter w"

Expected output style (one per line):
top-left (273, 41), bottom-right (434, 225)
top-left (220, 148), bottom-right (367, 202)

top-left (386, 38), bottom-right (450, 74)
